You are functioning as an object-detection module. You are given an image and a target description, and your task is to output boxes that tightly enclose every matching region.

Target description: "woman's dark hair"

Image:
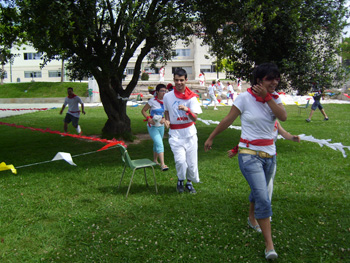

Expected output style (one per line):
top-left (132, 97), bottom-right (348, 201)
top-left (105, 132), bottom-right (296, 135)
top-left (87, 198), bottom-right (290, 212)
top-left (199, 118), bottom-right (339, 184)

top-left (251, 63), bottom-right (280, 86)
top-left (156, 84), bottom-right (166, 92)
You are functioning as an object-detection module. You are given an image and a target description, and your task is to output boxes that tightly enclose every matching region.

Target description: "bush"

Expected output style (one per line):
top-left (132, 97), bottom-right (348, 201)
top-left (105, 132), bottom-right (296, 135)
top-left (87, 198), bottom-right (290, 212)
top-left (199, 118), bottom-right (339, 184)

top-left (141, 72), bottom-right (149, 81)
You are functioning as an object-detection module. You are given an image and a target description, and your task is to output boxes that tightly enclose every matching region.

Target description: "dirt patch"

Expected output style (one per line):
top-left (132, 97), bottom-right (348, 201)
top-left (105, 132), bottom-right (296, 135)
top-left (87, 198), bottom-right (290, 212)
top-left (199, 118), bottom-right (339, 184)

top-left (128, 133), bottom-right (168, 145)
top-left (128, 133), bottom-right (151, 145)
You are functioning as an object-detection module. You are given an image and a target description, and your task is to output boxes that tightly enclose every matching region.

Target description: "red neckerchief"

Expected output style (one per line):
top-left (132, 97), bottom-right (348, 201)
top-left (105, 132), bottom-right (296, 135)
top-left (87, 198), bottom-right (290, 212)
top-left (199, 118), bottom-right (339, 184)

top-left (174, 87), bottom-right (199, 100)
top-left (68, 94), bottom-right (77, 99)
top-left (154, 96), bottom-right (163, 105)
top-left (247, 88), bottom-right (279, 103)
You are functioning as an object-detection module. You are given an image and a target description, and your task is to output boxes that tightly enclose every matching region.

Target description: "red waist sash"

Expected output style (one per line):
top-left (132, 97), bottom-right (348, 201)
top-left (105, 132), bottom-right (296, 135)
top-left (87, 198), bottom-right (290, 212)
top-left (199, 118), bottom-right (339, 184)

top-left (170, 122), bottom-right (194, 130)
top-left (240, 138), bottom-right (274, 148)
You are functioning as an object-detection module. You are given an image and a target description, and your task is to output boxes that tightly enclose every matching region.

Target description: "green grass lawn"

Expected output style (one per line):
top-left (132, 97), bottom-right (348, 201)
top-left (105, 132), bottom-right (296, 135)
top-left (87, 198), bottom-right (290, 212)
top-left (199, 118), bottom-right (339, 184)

top-left (0, 82), bottom-right (88, 98)
top-left (0, 104), bottom-right (349, 262)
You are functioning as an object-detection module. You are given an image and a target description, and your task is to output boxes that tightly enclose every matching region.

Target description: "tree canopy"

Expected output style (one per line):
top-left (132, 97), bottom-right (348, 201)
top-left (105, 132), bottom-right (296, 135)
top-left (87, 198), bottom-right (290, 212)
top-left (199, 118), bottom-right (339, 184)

top-left (15, 0), bottom-right (196, 138)
top-left (1, 0), bottom-right (349, 137)
top-left (0, 1), bottom-right (25, 84)
top-left (195, 0), bottom-right (349, 93)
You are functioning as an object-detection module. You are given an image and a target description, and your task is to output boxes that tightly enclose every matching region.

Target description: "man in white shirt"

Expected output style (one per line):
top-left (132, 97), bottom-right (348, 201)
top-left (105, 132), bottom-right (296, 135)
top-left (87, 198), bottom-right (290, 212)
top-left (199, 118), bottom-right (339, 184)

top-left (159, 66), bottom-right (165, 82)
top-left (60, 87), bottom-right (85, 134)
top-left (216, 80), bottom-right (225, 101)
top-left (226, 81), bottom-right (235, 105)
top-left (163, 68), bottom-right (202, 194)
top-left (206, 80), bottom-right (218, 110)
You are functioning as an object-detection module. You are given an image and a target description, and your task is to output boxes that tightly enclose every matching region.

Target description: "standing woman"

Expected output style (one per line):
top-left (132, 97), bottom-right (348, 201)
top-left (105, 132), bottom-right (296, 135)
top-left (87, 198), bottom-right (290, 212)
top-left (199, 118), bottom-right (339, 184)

top-left (204, 63), bottom-right (287, 260)
top-left (141, 84), bottom-right (169, 171)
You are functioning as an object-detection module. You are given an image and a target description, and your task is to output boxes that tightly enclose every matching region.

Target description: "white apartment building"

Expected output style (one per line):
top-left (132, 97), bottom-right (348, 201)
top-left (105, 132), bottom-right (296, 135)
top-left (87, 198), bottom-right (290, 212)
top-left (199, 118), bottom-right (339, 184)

top-left (2, 36), bottom-right (225, 84)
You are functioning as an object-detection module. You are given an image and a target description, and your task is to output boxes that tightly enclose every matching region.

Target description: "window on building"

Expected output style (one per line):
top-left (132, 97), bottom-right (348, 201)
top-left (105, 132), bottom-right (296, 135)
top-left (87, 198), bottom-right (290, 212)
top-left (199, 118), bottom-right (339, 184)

top-left (144, 67), bottom-right (158, 74)
top-left (173, 49), bottom-right (191, 57)
top-left (171, 66), bottom-right (192, 75)
top-left (24, 52), bottom-right (43, 60)
top-left (24, 71), bottom-right (42, 78)
top-left (200, 64), bottom-right (216, 73)
top-left (49, 71), bottom-right (62, 77)
top-left (127, 68), bottom-right (134, 75)
top-left (1, 71), bottom-right (7, 79)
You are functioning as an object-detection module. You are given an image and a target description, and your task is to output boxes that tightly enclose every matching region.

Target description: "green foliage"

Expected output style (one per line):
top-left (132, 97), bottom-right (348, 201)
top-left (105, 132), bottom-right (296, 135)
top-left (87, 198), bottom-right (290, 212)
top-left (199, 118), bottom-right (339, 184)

top-left (196, 0), bottom-right (349, 93)
top-left (14, 0), bottom-right (196, 135)
top-left (340, 37), bottom-right (350, 60)
top-left (0, 82), bottom-right (88, 98)
top-left (0, 105), bottom-right (350, 262)
top-left (141, 72), bottom-right (149, 81)
top-left (0, 2), bottom-right (26, 71)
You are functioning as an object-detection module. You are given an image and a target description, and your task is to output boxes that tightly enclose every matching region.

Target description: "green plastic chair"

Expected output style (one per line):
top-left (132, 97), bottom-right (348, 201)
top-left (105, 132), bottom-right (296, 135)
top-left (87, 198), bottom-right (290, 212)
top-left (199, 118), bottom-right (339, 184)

top-left (117, 145), bottom-right (158, 197)
top-left (298, 99), bottom-right (310, 115)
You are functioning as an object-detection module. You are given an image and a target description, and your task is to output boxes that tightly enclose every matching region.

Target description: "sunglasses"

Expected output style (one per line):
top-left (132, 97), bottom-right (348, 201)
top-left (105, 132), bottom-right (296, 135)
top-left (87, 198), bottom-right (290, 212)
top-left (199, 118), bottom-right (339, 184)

top-left (263, 76), bottom-right (280, 82)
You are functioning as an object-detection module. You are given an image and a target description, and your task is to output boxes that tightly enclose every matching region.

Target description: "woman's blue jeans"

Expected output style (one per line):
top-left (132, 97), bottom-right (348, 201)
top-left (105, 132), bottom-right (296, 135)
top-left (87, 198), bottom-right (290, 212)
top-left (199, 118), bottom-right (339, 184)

top-left (147, 125), bottom-right (165, 153)
top-left (238, 153), bottom-right (276, 219)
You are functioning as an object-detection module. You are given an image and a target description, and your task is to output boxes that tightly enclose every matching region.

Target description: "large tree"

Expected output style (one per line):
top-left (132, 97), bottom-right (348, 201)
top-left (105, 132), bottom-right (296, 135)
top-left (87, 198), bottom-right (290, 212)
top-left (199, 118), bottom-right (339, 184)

top-left (195, 0), bottom-right (349, 93)
top-left (16, 0), bottom-right (195, 138)
top-left (0, 2), bottom-right (24, 85)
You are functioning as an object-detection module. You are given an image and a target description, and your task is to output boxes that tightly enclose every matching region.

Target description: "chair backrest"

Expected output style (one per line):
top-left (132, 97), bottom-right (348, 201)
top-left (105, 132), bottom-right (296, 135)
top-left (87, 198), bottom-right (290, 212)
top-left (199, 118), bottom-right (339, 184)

top-left (118, 145), bottom-right (133, 168)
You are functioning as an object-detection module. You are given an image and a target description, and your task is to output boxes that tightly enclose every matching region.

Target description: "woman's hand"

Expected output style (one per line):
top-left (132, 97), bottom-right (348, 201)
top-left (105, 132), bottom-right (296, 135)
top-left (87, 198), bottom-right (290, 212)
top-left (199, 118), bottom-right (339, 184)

top-left (164, 120), bottom-right (170, 129)
top-left (204, 138), bottom-right (213, 152)
top-left (148, 118), bottom-right (155, 125)
top-left (291, 135), bottom-right (300, 143)
top-left (227, 150), bottom-right (237, 158)
top-left (252, 83), bottom-right (267, 99)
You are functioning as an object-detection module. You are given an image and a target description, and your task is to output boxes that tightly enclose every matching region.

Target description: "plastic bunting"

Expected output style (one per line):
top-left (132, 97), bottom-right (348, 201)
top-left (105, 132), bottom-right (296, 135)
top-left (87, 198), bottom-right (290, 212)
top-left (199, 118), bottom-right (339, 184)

top-left (0, 162), bottom-right (17, 174)
top-left (197, 118), bottom-right (350, 158)
top-left (344, 93), bottom-right (350, 99)
top-left (0, 121), bottom-right (127, 173)
top-left (52, 152), bottom-right (77, 166)
top-left (0, 121), bottom-right (126, 147)
top-left (0, 108), bottom-right (50, 111)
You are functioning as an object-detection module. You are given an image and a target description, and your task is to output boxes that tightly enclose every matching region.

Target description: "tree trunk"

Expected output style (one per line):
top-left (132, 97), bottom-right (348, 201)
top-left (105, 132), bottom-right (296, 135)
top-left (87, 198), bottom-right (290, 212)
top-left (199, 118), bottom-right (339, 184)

top-left (97, 78), bottom-right (132, 139)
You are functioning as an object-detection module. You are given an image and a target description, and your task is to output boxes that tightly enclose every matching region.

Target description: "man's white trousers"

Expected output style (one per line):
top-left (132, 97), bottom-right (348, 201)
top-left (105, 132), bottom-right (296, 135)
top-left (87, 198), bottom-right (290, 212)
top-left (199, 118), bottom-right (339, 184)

top-left (169, 135), bottom-right (200, 183)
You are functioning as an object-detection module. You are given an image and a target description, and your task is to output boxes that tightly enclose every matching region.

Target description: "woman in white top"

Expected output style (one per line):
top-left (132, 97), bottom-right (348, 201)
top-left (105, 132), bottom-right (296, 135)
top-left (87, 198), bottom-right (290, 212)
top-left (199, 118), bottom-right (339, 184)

top-left (204, 63), bottom-right (287, 260)
top-left (141, 84), bottom-right (168, 171)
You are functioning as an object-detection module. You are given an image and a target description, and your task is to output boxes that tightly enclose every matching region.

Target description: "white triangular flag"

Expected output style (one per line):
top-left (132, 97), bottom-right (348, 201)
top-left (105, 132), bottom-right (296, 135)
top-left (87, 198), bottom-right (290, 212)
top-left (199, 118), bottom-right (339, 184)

top-left (52, 152), bottom-right (77, 166)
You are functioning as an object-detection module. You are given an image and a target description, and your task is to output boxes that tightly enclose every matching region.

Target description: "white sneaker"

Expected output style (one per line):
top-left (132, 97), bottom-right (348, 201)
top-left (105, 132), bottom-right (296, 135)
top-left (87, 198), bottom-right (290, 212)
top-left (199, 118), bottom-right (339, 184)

top-left (265, 249), bottom-right (278, 260)
top-left (76, 125), bottom-right (81, 134)
top-left (214, 108), bottom-right (218, 110)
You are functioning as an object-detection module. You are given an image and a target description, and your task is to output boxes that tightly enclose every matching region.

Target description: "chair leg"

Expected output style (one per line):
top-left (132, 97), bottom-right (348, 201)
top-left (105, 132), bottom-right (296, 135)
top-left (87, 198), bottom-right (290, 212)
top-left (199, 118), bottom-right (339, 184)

top-left (144, 168), bottom-right (149, 186)
top-left (118, 165), bottom-right (127, 188)
top-left (151, 166), bottom-right (158, 194)
top-left (126, 169), bottom-right (136, 198)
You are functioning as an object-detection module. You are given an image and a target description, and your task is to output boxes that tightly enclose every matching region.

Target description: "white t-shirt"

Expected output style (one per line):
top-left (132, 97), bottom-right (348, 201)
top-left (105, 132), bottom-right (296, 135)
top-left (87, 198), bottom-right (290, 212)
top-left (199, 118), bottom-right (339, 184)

top-left (216, 82), bottom-right (225, 94)
top-left (163, 90), bottom-right (202, 138)
top-left (147, 97), bottom-right (164, 127)
top-left (233, 91), bottom-right (282, 155)
top-left (207, 84), bottom-right (216, 96)
top-left (227, 84), bottom-right (234, 94)
top-left (64, 96), bottom-right (84, 118)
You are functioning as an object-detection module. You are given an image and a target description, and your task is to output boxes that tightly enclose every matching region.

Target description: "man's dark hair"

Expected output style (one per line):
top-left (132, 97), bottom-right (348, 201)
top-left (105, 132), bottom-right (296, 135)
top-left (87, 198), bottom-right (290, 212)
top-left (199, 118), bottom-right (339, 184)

top-left (174, 68), bottom-right (187, 79)
top-left (251, 63), bottom-right (280, 86)
top-left (67, 87), bottom-right (74, 91)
